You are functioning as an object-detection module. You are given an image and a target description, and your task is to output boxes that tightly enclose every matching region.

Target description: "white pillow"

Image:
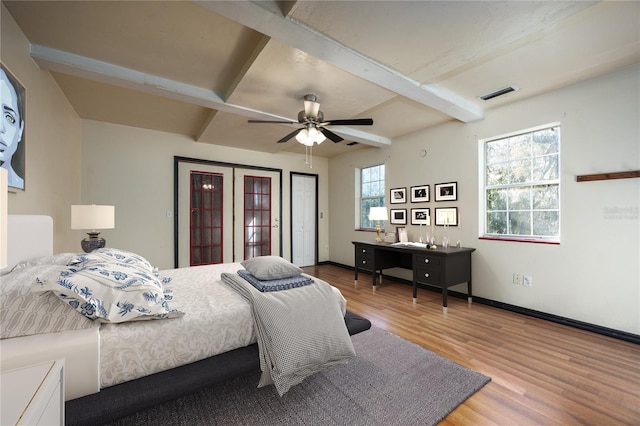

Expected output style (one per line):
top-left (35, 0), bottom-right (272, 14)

top-left (68, 248), bottom-right (157, 274)
top-left (32, 260), bottom-right (183, 323)
top-left (10, 253), bottom-right (78, 272)
top-left (1, 264), bottom-right (94, 339)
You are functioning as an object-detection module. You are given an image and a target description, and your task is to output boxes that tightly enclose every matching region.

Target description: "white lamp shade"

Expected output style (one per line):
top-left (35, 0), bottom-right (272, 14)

top-left (0, 168), bottom-right (7, 269)
top-left (71, 205), bottom-right (115, 230)
top-left (295, 127), bottom-right (326, 146)
top-left (368, 207), bottom-right (388, 221)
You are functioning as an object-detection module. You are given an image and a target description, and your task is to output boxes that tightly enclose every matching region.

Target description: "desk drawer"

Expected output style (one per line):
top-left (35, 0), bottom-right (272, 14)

top-left (414, 254), bottom-right (442, 284)
top-left (414, 254), bottom-right (442, 268)
top-left (415, 267), bottom-right (441, 284)
top-left (356, 247), bottom-right (374, 269)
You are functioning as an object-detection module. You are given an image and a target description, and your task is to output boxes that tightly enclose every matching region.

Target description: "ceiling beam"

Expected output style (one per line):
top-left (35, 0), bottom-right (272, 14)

top-left (195, 0), bottom-right (484, 123)
top-left (29, 44), bottom-right (391, 147)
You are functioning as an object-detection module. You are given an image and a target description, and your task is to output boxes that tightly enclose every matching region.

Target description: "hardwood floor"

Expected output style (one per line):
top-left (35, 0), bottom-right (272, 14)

top-left (303, 264), bottom-right (640, 425)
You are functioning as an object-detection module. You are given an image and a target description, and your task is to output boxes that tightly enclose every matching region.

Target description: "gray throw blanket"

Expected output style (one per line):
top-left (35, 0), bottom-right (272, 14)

top-left (221, 272), bottom-right (356, 396)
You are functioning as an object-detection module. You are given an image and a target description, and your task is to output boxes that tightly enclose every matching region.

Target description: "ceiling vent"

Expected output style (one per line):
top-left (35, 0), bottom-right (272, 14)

top-left (479, 86), bottom-right (518, 101)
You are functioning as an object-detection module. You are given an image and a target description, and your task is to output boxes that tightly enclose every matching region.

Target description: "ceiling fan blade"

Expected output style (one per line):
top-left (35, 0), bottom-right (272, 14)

top-left (322, 118), bottom-right (373, 126)
top-left (248, 120), bottom-right (297, 124)
top-left (277, 128), bottom-right (303, 143)
top-left (319, 127), bottom-right (344, 143)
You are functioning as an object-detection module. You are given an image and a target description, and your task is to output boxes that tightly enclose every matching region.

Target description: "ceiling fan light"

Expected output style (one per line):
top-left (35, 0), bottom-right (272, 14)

top-left (295, 128), bottom-right (314, 146)
top-left (312, 128), bottom-right (326, 144)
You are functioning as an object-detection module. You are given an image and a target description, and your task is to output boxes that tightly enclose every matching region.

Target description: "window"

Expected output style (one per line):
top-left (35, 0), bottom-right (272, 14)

top-left (360, 164), bottom-right (385, 229)
top-left (481, 123), bottom-right (560, 242)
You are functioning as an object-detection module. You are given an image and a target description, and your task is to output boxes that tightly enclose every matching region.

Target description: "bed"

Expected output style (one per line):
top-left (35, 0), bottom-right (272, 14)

top-left (0, 215), bottom-right (371, 425)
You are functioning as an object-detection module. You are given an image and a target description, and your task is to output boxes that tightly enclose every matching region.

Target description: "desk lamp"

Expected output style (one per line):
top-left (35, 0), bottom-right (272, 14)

top-left (71, 204), bottom-right (115, 252)
top-left (368, 207), bottom-right (388, 242)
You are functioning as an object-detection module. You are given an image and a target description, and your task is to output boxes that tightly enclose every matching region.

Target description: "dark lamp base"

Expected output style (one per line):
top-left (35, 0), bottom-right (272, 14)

top-left (81, 232), bottom-right (106, 253)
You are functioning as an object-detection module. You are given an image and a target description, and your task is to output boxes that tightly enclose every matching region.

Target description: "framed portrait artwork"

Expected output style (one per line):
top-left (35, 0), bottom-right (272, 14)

top-left (389, 208), bottom-right (407, 225)
top-left (434, 182), bottom-right (457, 202)
top-left (435, 207), bottom-right (458, 226)
top-left (410, 185), bottom-right (429, 203)
top-left (389, 187), bottom-right (406, 204)
top-left (411, 208), bottom-right (430, 225)
top-left (0, 63), bottom-right (26, 191)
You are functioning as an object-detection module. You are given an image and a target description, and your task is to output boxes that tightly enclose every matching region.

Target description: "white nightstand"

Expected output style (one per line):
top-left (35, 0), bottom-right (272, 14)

top-left (1, 359), bottom-right (65, 425)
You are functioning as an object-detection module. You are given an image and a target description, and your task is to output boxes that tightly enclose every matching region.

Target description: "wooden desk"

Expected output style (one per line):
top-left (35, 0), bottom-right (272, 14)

top-left (353, 241), bottom-right (475, 311)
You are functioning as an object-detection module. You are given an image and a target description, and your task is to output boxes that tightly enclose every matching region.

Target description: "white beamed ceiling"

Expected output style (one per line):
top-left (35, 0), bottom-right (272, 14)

top-left (2, 0), bottom-right (638, 157)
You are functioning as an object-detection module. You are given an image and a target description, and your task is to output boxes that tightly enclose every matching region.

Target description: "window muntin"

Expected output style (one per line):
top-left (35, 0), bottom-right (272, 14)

top-left (360, 164), bottom-right (385, 229)
top-left (482, 124), bottom-right (560, 241)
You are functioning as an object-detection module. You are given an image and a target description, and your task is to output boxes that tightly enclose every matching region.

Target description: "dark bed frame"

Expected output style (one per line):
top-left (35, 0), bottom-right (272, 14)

top-left (66, 311), bottom-right (371, 425)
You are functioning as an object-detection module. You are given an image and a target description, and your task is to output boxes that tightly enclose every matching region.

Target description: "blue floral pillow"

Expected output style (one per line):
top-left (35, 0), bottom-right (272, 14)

top-left (32, 261), bottom-right (183, 323)
top-left (68, 248), bottom-right (157, 274)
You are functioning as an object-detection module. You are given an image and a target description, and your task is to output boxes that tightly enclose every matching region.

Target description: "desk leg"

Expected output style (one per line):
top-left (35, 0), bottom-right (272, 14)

top-left (354, 264), bottom-right (359, 287)
top-left (372, 260), bottom-right (377, 288)
top-left (468, 258), bottom-right (473, 303)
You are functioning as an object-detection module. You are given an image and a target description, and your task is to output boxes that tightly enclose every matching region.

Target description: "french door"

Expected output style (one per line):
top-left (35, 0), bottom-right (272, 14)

top-left (233, 169), bottom-right (281, 261)
top-left (176, 158), bottom-right (281, 268)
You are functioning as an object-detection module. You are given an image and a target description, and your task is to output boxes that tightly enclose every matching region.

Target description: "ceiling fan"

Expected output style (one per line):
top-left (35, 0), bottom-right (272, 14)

top-left (248, 94), bottom-right (373, 146)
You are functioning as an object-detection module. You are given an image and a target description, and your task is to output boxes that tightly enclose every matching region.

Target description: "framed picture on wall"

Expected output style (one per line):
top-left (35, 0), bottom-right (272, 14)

top-left (1, 63), bottom-right (26, 191)
top-left (435, 207), bottom-right (458, 226)
top-left (389, 208), bottom-right (407, 225)
top-left (434, 182), bottom-right (457, 201)
top-left (411, 208), bottom-right (430, 225)
top-left (410, 185), bottom-right (429, 202)
top-left (390, 187), bottom-right (406, 204)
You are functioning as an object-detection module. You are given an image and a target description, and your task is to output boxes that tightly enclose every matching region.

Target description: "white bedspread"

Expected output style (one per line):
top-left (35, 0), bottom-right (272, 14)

top-left (99, 262), bottom-right (254, 388)
top-left (99, 262), bottom-right (348, 388)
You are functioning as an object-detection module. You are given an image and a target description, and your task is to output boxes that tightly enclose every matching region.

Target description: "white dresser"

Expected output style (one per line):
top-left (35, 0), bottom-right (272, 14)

top-left (1, 359), bottom-right (65, 425)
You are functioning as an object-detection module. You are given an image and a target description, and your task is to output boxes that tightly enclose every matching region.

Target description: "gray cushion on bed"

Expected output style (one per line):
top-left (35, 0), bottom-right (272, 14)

top-left (240, 256), bottom-right (303, 280)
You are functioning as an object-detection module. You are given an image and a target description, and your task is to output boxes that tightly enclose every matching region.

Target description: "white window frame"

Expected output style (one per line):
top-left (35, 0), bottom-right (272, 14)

top-left (359, 164), bottom-right (385, 230)
top-left (479, 122), bottom-right (561, 243)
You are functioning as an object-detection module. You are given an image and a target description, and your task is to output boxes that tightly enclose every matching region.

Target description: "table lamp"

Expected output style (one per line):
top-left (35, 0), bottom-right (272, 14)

top-left (368, 207), bottom-right (388, 242)
top-left (71, 204), bottom-right (115, 252)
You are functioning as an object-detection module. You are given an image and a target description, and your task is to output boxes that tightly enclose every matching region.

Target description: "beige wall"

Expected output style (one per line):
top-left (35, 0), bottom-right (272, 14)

top-left (4, 2), bottom-right (638, 334)
top-left (1, 5), bottom-right (81, 253)
top-left (80, 120), bottom-right (329, 270)
top-left (330, 64), bottom-right (640, 334)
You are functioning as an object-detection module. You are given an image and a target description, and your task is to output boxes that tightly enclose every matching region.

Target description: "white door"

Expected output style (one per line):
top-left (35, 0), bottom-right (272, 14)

top-left (178, 162), bottom-right (233, 267)
top-left (233, 169), bottom-right (281, 261)
top-left (291, 174), bottom-right (317, 267)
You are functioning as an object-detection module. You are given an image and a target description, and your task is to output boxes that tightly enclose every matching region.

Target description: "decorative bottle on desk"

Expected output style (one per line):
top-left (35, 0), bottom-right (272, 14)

top-left (442, 221), bottom-right (450, 249)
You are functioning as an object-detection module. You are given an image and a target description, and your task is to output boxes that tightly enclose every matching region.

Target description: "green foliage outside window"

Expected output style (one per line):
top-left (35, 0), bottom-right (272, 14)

top-left (361, 164), bottom-right (385, 229)
top-left (484, 125), bottom-right (560, 240)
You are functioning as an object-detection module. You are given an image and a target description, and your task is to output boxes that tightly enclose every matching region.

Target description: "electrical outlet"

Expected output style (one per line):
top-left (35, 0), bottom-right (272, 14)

top-left (523, 275), bottom-right (533, 287)
top-left (513, 273), bottom-right (522, 285)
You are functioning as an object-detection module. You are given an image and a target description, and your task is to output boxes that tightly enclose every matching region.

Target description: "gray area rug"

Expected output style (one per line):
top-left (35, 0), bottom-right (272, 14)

top-left (107, 326), bottom-right (490, 425)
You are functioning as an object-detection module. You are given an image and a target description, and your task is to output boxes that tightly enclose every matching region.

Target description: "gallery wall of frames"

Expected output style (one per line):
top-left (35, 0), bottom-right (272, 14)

top-left (388, 182), bottom-right (459, 227)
